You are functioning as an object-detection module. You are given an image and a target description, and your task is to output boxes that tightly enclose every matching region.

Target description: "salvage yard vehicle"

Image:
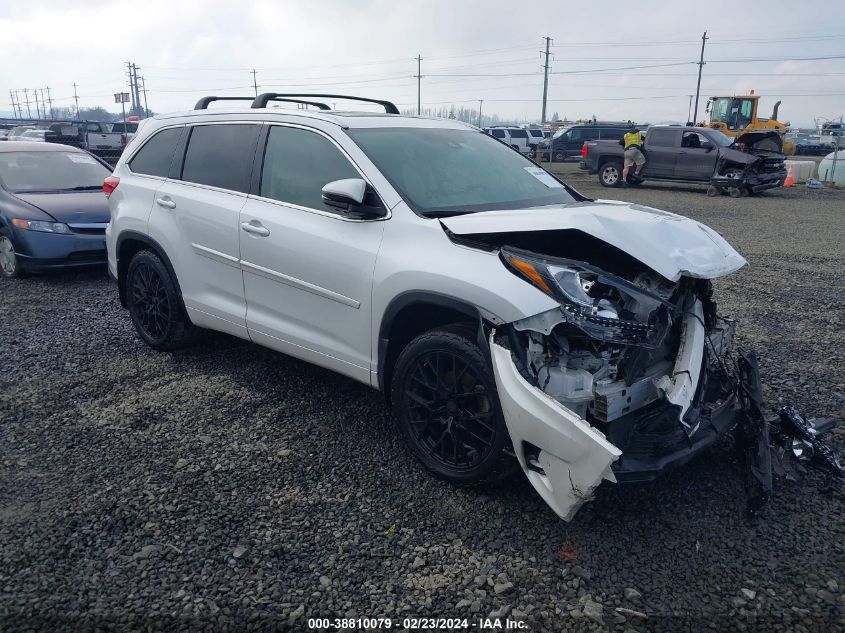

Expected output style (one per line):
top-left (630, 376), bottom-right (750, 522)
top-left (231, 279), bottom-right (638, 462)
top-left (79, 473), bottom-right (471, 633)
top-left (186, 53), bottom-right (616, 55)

top-left (105, 94), bottom-right (841, 521)
top-left (0, 142), bottom-right (112, 277)
top-left (581, 125), bottom-right (787, 197)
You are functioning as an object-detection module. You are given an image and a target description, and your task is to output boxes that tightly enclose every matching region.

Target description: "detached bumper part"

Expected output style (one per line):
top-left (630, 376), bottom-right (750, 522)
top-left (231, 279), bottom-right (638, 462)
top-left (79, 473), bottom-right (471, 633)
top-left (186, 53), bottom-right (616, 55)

top-left (490, 338), bottom-right (621, 521)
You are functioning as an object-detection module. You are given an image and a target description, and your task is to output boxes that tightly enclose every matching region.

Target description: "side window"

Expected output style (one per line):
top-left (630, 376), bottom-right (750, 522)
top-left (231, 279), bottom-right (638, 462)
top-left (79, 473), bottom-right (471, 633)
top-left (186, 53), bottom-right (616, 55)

top-left (583, 129), bottom-right (600, 141)
top-left (648, 129), bottom-right (678, 147)
top-left (259, 126), bottom-right (360, 212)
top-left (491, 129), bottom-right (506, 139)
top-left (128, 127), bottom-right (184, 178)
top-left (180, 124), bottom-right (259, 193)
top-left (681, 132), bottom-right (709, 149)
top-left (567, 129), bottom-right (582, 143)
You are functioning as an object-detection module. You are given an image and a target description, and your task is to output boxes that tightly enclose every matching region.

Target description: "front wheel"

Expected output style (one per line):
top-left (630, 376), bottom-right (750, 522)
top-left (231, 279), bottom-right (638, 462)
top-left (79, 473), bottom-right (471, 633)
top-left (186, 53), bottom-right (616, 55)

top-left (126, 250), bottom-right (198, 351)
top-left (599, 161), bottom-right (623, 187)
top-left (391, 326), bottom-right (512, 484)
top-left (0, 232), bottom-right (22, 279)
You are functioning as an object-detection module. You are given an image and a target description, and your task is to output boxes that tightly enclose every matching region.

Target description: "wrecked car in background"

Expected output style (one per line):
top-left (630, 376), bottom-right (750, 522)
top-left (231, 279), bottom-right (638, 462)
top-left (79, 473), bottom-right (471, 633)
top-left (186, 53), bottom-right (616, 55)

top-left (107, 97), bottom-right (839, 523)
top-left (581, 125), bottom-right (787, 197)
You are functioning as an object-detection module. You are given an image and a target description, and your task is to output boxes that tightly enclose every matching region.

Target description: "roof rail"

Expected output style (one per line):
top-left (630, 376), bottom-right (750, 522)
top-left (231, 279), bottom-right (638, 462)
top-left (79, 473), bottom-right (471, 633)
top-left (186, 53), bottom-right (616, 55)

top-left (194, 96), bottom-right (254, 109)
top-left (252, 93), bottom-right (400, 114)
top-left (194, 95), bottom-right (332, 111)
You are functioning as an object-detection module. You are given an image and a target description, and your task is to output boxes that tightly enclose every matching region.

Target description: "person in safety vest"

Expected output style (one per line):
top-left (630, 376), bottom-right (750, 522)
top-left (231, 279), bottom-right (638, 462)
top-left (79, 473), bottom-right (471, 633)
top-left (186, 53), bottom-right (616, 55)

top-left (620, 125), bottom-right (645, 185)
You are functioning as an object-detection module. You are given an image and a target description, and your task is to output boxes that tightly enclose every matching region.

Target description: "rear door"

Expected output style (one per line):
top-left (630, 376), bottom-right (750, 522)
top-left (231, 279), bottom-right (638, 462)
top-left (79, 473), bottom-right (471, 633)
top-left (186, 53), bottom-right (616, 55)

top-left (676, 131), bottom-right (718, 180)
top-left (148, 122), bottom-right (261, 338)
top-left (239, 123), bottom-right (386, 383)
top-left (642, 128), bottom-right (681, 178)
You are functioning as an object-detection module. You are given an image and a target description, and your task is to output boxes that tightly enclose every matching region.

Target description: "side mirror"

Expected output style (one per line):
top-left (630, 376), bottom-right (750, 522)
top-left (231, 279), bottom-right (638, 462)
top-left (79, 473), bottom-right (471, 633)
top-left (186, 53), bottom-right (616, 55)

top-left (322, 178), bottom-right (366, 207)
top-left (321, 178), bottom-right (386, 218)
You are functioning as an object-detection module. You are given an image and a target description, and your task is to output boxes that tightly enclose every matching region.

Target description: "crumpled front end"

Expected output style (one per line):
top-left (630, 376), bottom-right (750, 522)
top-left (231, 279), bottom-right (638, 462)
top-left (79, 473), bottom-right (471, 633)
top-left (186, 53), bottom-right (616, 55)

top-left (490, 249), bottom-right (741, 521)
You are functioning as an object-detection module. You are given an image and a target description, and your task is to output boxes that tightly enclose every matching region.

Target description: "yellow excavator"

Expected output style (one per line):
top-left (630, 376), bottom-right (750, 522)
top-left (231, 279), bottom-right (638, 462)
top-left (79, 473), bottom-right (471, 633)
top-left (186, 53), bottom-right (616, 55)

top-left (703, 92), bottom-right (794, 155)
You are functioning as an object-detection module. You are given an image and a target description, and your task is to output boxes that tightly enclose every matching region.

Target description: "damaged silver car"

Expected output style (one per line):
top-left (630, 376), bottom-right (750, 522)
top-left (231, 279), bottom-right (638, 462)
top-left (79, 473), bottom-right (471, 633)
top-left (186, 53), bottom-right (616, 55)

top-left (108, 100), bottom-right (840, 521)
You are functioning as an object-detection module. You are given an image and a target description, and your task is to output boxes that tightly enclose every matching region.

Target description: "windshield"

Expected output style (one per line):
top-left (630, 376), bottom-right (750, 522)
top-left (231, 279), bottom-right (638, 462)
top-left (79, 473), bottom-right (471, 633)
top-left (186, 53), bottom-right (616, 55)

top-left (0, 151), bottom-right (109, 193)
top-left (347, 127), bottom-right (578, 216)
top-left (707, 129), bottom-right (734, 147)
top-left (552, 127), bottom-right (571, 140)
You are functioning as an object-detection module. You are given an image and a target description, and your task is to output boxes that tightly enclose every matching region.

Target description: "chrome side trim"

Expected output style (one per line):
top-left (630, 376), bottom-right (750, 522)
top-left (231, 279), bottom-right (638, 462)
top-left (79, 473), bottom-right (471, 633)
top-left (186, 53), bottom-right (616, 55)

top-left (240, 259), bottom-right (360, 309)
top-left (190, 242), bottom-right (240, 266)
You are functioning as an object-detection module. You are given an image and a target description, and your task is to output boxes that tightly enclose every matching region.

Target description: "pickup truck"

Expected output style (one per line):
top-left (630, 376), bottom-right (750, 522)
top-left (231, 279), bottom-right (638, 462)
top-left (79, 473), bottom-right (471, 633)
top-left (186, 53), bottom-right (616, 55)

top-left (581, 125), bottom-right (787, 196)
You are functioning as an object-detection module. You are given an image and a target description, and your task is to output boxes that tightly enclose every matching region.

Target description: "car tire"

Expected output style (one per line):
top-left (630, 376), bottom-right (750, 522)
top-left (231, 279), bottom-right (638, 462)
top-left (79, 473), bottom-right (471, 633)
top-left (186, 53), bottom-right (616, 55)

top-left (599, 161), bottom-right (623, 187)
top-left (0, 231), bottom-right (23, 279)
top-left (126, 249), bottom-right (198, 351)
top-left (391, 324), bottom-right (513, 485)
top-left (554, 151), bottom-right (565, 162)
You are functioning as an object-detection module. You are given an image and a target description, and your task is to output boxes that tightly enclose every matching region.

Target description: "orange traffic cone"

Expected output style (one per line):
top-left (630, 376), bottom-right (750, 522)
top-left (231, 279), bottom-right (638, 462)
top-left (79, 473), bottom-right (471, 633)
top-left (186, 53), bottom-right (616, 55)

top-left (784, 165), bottom-right (795, 187)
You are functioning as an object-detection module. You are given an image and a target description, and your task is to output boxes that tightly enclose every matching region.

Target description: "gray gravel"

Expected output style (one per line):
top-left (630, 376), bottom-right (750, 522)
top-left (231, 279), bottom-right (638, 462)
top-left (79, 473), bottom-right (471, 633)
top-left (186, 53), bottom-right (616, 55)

top-left (2, 170), bottom-right (844, 631)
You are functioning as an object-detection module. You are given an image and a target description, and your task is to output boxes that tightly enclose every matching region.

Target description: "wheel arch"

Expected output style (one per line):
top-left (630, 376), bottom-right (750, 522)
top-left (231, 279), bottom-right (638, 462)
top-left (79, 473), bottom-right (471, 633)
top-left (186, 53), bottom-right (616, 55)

top-left (377, 291), bottom-right (488, 397)
top-left (115, 230), bottom-right (183, 308)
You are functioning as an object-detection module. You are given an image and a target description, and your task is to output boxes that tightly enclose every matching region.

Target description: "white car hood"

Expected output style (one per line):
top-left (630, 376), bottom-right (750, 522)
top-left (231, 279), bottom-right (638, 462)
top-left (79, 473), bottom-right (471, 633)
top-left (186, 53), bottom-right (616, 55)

top-left (440, 200), bottom-right (747, 282)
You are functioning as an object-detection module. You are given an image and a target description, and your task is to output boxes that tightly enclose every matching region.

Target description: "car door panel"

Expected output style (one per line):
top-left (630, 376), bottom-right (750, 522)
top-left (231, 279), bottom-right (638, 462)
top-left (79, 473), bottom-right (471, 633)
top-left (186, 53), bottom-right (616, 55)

top-left (642, 129), bottom-right (681, 178)
top-left (240, 199), bottom-right (384, 382)
top-left (239, 124), bottom-right (386, 384)
top-left (147, 123), bottom-right (260, 339)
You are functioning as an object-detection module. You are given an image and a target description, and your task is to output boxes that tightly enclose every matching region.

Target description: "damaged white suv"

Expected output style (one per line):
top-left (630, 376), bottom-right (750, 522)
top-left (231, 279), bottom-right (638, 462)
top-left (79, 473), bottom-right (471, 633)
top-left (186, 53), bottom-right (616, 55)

top-left (106, 93), bottom-right (749, 521)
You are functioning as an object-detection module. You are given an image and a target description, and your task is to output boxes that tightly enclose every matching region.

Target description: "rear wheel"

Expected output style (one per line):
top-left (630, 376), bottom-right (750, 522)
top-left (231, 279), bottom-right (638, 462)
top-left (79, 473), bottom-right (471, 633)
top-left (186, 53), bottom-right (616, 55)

top-left (391, 326), bottom-right (512, 484)
top-left (0, 232), bottom-right (22, 279)
top-left (126, 250), bottom-right (198, 351)
top-left (599, 161), bottom-right (623, 187)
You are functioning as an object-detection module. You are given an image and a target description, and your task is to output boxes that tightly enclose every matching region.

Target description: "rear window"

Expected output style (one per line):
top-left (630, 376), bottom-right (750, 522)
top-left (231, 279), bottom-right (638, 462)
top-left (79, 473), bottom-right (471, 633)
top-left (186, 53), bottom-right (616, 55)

top-left (129, 127), bottom-right (184, 178)
top-left (180, 124), bottom-right (259, 193)
top-left (647, 129), bottom-right (679, 147)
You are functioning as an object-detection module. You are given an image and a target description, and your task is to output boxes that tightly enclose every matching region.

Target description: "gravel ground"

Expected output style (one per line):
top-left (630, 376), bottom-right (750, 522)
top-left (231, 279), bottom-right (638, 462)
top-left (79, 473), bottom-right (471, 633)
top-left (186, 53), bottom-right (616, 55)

top-left (1, 171), bottom-right (844, 632)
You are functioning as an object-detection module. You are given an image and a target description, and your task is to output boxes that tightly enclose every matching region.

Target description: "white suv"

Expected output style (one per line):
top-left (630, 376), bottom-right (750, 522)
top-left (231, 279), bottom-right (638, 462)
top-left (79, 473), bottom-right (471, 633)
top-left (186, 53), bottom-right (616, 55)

top-left (105, 93), bottom-right (748, 520)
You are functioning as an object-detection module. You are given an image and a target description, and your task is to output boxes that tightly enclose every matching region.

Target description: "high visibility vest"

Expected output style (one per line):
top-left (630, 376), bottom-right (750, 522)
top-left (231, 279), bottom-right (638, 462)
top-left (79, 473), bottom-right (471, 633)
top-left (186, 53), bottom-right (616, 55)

top-left (624, 132), bottom-right (643, 149)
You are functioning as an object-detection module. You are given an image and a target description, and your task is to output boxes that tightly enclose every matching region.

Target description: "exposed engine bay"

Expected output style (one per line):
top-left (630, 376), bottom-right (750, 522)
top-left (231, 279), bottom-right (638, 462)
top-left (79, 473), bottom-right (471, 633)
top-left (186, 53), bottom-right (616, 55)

top-left (487, 245), bottom-right (842, 521)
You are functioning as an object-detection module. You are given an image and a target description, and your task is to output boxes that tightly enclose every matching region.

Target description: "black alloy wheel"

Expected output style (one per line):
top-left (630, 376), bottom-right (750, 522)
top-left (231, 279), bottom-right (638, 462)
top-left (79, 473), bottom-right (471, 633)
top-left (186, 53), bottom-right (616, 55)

top-left (126, 250), bottom-right (198, 350)
top-left (131, 261), bottom-right (171, 340)
top-left (392, 327), bottom-right (511, 484)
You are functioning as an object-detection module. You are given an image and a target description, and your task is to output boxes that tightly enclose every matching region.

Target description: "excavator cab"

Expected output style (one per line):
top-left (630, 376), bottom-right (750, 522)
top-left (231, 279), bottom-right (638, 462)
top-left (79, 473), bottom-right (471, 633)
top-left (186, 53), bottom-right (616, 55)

top-left (705, 94), bottom-right (792, 154)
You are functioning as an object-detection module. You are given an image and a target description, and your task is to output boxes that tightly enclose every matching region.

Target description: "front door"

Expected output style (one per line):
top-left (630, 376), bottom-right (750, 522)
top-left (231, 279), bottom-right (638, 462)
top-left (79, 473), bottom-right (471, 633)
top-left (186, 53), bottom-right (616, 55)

top-left (676, 131), bottom-right (719, 181)
top-left (239, 124), bottom-right (386, 384)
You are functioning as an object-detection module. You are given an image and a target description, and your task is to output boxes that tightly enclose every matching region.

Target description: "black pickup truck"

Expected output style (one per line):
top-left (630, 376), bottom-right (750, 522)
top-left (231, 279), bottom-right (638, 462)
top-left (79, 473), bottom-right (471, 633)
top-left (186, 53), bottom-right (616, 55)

top-left (581, 125), bottom-right (787, 196)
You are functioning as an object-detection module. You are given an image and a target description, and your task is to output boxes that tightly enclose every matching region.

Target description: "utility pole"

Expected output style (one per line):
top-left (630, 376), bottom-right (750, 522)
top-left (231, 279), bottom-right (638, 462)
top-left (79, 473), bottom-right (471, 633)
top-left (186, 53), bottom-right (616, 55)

top-left (40, 88), bottom-right (49, 119)
top-left (34, 89), bottom-right (42, 119)
top-left (251, 68), bottom-right (258, 96)
top-left (22, 89), bottom-right (31, 118)
top-left (73, 83), bottom-right (80, 120)
top-left (540, 36), bottom-right (552, 125)
top-left (132, 64), bottom-right (143, 115)
top-left (46, 87), bottom-right (54, 119)
top-left (414, 55), bottom-right (422, 115)
top-left (140, 76), bottom-right (149, 117)
top-left (126, 62), bottom-right (137, 115)
top-left (687, 95), bottom-right (693, 124)
top-left (478, 99), bottom-right (483, 127)
top-left (9, 91), bottom-right (17, 119)
top-left (692, 31), bottom-right (708, 125)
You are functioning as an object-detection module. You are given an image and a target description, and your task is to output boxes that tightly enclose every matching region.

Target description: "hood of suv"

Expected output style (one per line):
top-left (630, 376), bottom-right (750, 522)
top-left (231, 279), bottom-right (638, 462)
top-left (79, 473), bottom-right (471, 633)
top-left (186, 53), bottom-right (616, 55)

top-left (13, 191), bottom-right (110, 224)
top-left (439, 200), bottom-right (746, 282)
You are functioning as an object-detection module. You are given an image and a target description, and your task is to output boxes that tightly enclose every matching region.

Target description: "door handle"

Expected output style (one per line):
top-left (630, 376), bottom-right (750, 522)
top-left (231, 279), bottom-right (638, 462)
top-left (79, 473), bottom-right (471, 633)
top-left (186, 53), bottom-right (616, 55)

top-left (155, 197), bottom-right (176, 209)
top-left (241, 221), bottom-right (270, 237)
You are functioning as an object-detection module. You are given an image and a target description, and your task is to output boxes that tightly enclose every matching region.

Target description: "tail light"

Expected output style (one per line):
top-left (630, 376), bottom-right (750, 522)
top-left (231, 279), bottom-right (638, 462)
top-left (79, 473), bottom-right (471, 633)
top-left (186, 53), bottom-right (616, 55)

top-left (581, 143), bottom-right (588, 158)
top-left (103, 176), bottom-right (120, 197)
top-left (120, 133), bottom-right (127, 146)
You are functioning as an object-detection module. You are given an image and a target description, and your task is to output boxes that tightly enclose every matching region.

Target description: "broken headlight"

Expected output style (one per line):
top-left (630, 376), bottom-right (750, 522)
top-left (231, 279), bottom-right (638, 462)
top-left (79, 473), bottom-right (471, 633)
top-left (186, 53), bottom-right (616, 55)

top-left (501, 247), bottom-right (675, 348)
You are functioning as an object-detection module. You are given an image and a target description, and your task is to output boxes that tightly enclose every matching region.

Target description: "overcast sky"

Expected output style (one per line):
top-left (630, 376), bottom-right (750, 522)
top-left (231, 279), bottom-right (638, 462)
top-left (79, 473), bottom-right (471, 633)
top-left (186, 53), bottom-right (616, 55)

top-left (1, 0), bottom-right (843, 127)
